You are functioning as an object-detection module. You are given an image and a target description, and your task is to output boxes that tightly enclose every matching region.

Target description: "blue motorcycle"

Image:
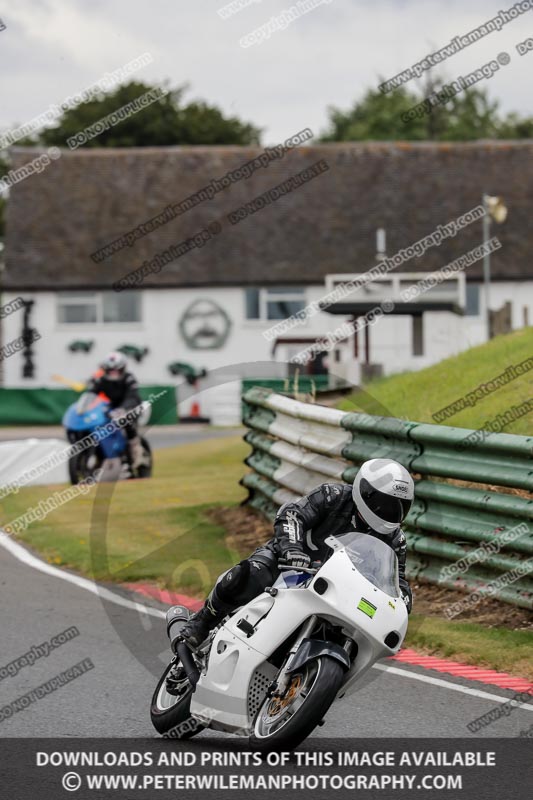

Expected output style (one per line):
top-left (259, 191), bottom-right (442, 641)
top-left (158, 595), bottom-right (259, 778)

top-left (63, 392), bottom-right (152, 484)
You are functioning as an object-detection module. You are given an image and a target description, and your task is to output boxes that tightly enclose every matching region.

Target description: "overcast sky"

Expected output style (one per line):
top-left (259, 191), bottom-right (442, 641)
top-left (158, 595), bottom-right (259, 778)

top-left (1, 0), bottom-right (532, 145)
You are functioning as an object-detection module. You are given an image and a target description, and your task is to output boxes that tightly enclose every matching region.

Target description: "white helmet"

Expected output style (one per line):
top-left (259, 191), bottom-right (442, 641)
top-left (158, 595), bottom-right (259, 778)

top-left (100, 351), bottom-right (127, 380)
top-left (352, 458), bottom-right (414, 535)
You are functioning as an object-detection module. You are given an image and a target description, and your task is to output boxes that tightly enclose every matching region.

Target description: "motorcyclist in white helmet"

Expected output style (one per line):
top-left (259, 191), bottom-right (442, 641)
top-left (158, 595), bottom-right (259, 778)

top-left (178, 458), bottom-right (414, 650)
top-left (86, 351), bottom-right (144, 469)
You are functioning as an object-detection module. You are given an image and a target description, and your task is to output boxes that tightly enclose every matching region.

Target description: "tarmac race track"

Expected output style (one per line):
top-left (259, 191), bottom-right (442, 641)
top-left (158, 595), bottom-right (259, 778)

top-left (0, 424), bottom-right (244, 450)
top-left (1, 531), bottom-right (532, 740)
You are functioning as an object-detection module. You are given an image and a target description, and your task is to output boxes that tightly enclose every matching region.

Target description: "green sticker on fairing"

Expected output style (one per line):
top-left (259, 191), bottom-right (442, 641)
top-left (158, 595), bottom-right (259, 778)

top-left (357, 598), bottom-right (377, 618)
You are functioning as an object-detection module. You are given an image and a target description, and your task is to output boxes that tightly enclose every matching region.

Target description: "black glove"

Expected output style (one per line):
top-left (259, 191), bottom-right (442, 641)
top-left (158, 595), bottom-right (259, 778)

top-left (281, 550), bottom-right (311, 569)
top-left (401, 585), bottom-right (413, 614)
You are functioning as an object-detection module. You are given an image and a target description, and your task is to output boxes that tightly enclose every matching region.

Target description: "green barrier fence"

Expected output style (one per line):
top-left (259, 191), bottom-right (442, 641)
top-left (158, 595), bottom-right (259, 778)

top-left (241, 386), bottom-right (533, 611)
top-left (0, 385), bottom-right (178, 425)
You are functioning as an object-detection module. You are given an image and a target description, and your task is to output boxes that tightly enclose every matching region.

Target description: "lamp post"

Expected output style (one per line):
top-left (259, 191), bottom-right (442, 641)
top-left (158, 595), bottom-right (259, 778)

top-left (482, 194), bottom-right (507, 340)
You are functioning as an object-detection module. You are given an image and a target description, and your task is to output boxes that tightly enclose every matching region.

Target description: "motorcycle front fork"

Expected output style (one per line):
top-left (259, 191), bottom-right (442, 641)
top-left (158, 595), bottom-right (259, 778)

top-left (269, 617), bottom-right (355, 699)
top-left (270, 615), bottom-right (317, 698)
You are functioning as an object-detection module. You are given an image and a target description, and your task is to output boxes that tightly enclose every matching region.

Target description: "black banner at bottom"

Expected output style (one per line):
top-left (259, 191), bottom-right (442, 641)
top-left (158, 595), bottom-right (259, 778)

top-left (0, 738), bottom-right (530, 799)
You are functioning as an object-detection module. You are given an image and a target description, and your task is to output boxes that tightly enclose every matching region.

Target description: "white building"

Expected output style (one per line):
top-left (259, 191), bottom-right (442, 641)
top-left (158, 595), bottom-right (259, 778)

top-left (1, 142), bottom-right (531, 419)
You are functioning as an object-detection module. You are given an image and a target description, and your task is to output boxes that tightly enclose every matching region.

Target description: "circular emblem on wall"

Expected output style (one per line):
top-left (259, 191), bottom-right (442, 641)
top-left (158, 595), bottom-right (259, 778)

top-left (179, 299), bottom-right (232, 350)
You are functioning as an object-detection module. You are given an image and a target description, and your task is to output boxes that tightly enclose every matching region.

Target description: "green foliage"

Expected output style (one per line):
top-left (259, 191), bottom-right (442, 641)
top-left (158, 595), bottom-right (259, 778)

top-left (320, 80), bottom-right (533, 142)
top-left (321, 87), bottom-right (429, 141)
top-left (173, 101), bottom-right (260, 145)
top-left (438, 89), bottom-right (501, 141)
top-left (497, 112), bottom-right (533, 139)
top-left (39, 81), bottom-right (261, 148)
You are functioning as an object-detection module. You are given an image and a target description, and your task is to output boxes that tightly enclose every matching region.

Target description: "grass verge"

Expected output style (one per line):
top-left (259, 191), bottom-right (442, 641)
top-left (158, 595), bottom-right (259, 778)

top-left (0, 435), bottom-right (249, 595)
top-left (1, 433), bottom-right (531, 678)
top-left (406, 615), bottom-right (533, 680)
top-left (339, 327), bottom-right (533, 431)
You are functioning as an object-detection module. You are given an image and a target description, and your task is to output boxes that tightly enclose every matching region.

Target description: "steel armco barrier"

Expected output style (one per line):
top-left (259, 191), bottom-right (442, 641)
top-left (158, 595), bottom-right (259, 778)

top-left (241, 387), bottom-right (533, 610)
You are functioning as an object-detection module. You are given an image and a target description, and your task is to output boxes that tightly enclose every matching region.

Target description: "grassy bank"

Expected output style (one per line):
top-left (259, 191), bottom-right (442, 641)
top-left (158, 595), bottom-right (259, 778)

top-left (339, 327), bottom-right (533, 431)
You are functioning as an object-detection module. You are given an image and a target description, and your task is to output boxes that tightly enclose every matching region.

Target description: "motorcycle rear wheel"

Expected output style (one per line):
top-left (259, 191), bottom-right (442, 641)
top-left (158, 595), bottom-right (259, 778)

top-left (134, 437), bottom-right (152, 479)
top-left (150, 660), bottom-right (203, 738)
top-left (249, 656), bottom-right (344, 752)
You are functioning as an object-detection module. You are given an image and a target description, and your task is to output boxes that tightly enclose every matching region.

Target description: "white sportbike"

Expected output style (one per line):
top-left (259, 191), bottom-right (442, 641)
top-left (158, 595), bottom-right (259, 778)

top-left (150, 532), bottom-right (408, 751)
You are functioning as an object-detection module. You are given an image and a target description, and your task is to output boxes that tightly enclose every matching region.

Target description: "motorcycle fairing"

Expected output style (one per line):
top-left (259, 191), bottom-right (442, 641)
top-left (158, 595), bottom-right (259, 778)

top-left (190, 546), bottom-right (407, 734)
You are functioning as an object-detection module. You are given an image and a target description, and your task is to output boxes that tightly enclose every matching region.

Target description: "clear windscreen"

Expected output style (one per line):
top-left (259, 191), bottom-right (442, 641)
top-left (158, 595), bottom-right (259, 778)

top-left (333, 531), bottom-right (400, 598)
top-left (75, 392), bottom-right (99, 414)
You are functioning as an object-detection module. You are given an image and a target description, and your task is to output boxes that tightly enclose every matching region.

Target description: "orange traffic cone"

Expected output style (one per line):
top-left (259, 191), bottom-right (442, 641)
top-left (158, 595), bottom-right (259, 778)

top-left (181, 380), bottom-right (209, 423)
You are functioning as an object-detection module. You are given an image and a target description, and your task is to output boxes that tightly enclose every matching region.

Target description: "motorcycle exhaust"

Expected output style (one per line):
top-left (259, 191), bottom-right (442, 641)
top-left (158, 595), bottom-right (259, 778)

top-left (166, 606), bottom-right (201, 688)
top-left (166, 606), bottom-right (191, 653)
top-left (175, 642), bottom-right (200, 689)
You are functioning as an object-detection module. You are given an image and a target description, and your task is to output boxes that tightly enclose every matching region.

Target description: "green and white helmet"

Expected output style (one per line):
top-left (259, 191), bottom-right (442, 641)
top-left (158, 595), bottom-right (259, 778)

top-left (352, 458), bottom-right (414, 534)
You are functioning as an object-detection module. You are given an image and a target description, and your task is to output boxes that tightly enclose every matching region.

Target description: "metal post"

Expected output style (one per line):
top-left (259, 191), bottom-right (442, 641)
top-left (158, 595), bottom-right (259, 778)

top-left (352, 316), bottom-right (359, 358)
top-left (376, 228), bottom-right (386, 262)
top-left (482, 193), bottom-right (491, 340)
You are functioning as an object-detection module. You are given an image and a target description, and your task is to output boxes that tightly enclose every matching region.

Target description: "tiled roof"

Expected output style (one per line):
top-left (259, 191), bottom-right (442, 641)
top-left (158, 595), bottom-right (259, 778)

top-left (4, 141), bottom-right (532, 290)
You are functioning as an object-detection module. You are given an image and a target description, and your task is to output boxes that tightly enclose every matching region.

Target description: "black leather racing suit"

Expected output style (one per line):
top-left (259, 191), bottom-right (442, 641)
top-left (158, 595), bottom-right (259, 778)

top-left (273, 483), bottom-right (409, 586)
top-left (86, 371), bottom-right (142, 439)
top-left (211, 482), bottom-right (411, 616)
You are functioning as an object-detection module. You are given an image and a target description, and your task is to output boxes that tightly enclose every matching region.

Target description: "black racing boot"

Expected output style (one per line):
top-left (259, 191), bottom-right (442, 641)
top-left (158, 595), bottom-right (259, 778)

top-left (178, 599), bottom-right (225, 650)
top-left (179, 561), bottom-right (251, 649)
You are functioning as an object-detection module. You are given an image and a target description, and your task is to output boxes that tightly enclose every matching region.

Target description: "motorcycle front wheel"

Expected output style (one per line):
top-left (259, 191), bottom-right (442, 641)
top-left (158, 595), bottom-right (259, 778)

top-left (68, 446), bottom-right (102, 485)
top-left (249, 656), bottom-right (345, 752)
top-left (150, 659), bottom-right (203, 738)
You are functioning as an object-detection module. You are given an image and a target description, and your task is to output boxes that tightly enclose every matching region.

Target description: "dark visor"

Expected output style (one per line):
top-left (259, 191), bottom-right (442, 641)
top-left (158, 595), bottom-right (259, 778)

top-left (359, 477), bottom-right (412, 524)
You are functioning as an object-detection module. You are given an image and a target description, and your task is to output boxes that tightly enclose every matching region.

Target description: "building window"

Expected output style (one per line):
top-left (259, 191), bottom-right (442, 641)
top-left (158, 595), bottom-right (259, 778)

top-left (245, 287), bottom-right (305, 321)
top-left (465, 283), bottom-right (480, 316)
top-left (412, 315), bottom-right (424, 356)
top-left (57, 291), bottom-right (141, 324)
top-left (103, 292), bottom-right (141, 323)
top-left (245, 288), bottom-right (260, 320)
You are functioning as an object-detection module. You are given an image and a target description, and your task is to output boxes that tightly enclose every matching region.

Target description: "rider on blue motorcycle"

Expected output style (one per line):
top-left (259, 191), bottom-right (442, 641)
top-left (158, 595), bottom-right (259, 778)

top-left (86, 351), bottom-right (143, 468)
top-left (179, 458), bottom-right (415, 650)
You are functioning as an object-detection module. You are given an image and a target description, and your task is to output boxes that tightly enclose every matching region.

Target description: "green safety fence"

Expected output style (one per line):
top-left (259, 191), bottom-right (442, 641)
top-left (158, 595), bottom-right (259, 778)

top-left (241, 386), bottom-right (533, 611)
top-left (0, 385), bottom-right (178, 425)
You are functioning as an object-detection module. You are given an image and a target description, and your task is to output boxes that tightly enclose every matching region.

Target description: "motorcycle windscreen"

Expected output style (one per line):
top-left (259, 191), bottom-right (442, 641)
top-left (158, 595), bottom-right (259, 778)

top-left (335, 531), bottom-right (400, 598)
top-left (75, 392), bottom-right (100, 414)
top-left (63, 392), bottom-right (110, 430)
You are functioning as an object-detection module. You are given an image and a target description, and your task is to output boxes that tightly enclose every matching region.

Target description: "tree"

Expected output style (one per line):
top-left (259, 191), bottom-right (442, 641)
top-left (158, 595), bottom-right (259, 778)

top-left (438, 89), bottom-right (500, 140)
top-left (40, 81), bottom-right (261, 148)
top-left (497, 112), bottom-right (533, 139)
top-left (319, 80), bottom-right (529, 141)
top-left (320, 87), bottom-right (429, 142)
